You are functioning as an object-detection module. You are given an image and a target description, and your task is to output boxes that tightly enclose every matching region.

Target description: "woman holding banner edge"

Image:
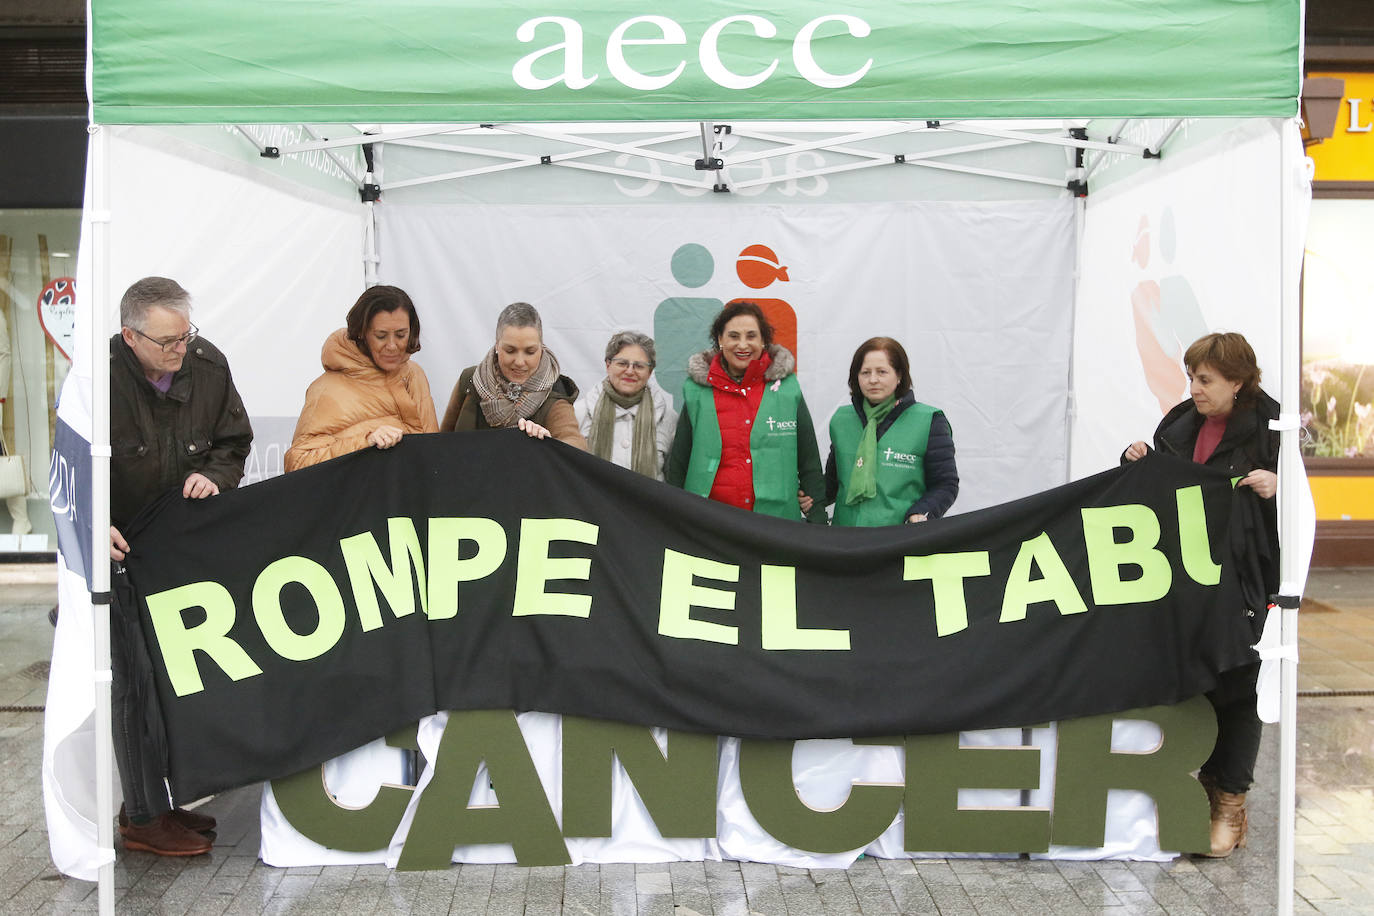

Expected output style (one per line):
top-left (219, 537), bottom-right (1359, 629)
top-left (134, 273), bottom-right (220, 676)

top-left (440, 301), bottom-right (586, 448)
top-left (575, 330), bottom-right (677, 479)
top-left (1122, 330), bottom-right (1279, 858)
top-left (825, 336), bottom-right (959, 527)
top-left (665, 301), bottom-right (825, 522)
top-left (285, 285), bottom-right (438, 471)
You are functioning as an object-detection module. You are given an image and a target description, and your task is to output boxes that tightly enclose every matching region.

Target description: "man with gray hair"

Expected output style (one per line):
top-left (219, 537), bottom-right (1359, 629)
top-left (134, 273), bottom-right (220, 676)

top-left (108, 276), bottom-right (252, 855)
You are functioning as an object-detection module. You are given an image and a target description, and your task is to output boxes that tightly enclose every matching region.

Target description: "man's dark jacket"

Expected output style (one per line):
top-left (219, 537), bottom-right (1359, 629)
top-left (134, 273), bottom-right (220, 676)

top-left (110, 334), bottom-right (253, 529)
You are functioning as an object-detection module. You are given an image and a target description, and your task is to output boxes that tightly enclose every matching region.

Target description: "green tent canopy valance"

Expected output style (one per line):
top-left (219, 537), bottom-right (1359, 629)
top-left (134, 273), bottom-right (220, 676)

top-left (90, 0), bottom-right (1301, 125)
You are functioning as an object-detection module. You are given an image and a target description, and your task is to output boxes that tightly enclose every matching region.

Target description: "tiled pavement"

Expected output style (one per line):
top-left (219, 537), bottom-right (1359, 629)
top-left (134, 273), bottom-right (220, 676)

top-left (1, 565), bottom-right (1372, 914)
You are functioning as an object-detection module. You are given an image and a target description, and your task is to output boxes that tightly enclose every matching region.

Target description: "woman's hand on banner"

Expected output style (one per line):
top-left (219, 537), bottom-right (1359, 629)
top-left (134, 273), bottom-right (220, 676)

top-left (517, 418), bottom-right (552, 440)
top-left (367, 425), bottom-right (405, 450)
top-left (1239, 468), bottom-right (1277, 499)
top-left (1123, 441), bottom-right (1150, 462)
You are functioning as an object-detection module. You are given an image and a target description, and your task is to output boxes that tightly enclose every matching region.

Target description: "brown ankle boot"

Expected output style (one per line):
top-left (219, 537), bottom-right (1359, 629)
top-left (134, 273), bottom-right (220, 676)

top-left (119, 813), bottom-right (212, 856)
top-left (1203, 790), bottom-right (1248, 858)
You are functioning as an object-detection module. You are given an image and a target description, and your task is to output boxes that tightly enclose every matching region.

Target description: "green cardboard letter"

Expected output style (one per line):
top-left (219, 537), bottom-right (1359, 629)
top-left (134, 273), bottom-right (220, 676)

top-left (396, 710), bottom-right (570, 868)
top-left (1051, 697), bottom-right (1215, 853)
top-left (562, 718), bottom-right (717, 838)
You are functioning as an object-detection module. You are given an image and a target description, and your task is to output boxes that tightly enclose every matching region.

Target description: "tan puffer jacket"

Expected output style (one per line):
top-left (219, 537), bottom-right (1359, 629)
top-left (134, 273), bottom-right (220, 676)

top-left (285, 328), bottom-right (439, 471)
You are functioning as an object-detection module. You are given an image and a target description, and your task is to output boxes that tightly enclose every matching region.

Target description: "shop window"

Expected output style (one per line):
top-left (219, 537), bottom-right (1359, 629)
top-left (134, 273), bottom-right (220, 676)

top-left (1301, 198), bottom-right (1374, 461)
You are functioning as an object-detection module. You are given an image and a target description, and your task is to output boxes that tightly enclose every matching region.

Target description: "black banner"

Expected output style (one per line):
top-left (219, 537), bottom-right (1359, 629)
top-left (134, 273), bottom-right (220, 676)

top-left (123, 431), bottom-right (1257, 802)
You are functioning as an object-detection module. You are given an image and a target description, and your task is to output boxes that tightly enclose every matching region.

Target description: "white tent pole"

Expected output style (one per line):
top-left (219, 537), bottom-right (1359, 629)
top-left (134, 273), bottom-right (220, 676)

top-left (88, 122), bottom-right (115, 916)
top-left (1274, 117), bottom-right (1304, 916)
top-left (363, 148), bottom-right (379, 287)
top-left (364, 200), bottom-right (379, 287)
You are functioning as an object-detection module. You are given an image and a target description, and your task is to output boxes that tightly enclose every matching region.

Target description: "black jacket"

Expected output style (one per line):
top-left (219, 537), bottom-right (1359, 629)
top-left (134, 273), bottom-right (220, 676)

top-left (110, 334), bottom-right (253, 530)
top-left (1140, 390), bottom-right (1280, 628)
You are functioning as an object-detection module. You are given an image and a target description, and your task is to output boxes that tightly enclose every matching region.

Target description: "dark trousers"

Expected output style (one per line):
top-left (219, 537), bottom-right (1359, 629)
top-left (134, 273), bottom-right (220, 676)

top-left (1200, 662), bottom-right (1263, 795)
top-left (110, 566), bottom-right (172, 821)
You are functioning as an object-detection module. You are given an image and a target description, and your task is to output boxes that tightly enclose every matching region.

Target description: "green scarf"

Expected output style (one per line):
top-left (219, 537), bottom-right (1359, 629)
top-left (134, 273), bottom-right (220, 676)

top-left (588, 381), bottom-right (660, 478)
top-left (845, 394), bottom-right (897, 506)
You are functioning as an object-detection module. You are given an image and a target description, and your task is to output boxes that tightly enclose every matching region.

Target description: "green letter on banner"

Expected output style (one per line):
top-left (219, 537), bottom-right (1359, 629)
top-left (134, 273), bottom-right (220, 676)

top-left (903, 732), bottom-right (1050, 853)
top-left (1050, 697), bottom-right (1214, 853)
top-left (903, 552), bottom-right (991, 636)
top-left (761, 565), bottom-right (849, 650)
top-left (738, 737), bottom-right (902, 853)
top-left (562, 718), bottom-right (717, 838)
top-left (252, 557), bottom-right (347, 662)
top-left (427, 517), bottom-right (507, 620)
top-left (512, 518), bottom-right (599, 618)
top-left (396, 710), bottom-right (569, 869)
top-left (1175, 485), bottom-right (1222, 586)
top-left (270, 725), bottom-right (418, 852)
top-left (1081, 505), bottom-right (1171, 605)
top-left (658, 549), bottom-right (739, 645)
top-left (146, 581), bottom-right (262, 697)
top-left (340, 517), bottom-right (428, 630)
top-left (1000, 532), bottom-right (1088, 623)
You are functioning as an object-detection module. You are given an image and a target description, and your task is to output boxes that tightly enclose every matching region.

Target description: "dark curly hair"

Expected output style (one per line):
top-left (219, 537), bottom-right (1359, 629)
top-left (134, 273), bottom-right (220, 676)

top-left (345, 285), bottom-right (422, 359)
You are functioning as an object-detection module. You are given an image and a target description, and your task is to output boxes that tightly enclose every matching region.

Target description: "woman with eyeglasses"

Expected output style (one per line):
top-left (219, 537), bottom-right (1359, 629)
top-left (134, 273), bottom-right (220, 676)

top-left (440, 301), bottom-right (587, 448)
top-left (574, 331), bottom-right (677, 479)
top-left (665, 301), bottom-right (825, 522)
top-left (285, 285), bottom-right (438, 471)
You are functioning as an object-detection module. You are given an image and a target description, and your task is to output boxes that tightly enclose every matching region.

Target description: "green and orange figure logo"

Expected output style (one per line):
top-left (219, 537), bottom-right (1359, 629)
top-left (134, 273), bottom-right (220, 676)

top-left (654, 242), bottom-right (800, 411)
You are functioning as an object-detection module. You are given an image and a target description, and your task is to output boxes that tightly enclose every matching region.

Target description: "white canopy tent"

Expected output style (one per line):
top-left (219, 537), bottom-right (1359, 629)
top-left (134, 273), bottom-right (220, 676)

top-left (50, 1), bottom-right (1311, 912)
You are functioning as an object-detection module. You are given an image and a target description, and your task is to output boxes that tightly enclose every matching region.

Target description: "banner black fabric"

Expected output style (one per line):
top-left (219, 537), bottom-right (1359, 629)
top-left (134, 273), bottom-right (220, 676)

top-left (122, 431), bottom-right (1258, 802)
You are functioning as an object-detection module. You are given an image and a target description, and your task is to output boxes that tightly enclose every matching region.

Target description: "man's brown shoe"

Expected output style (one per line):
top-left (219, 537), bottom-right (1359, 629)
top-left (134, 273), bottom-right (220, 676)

top-left (169, 807), bottom-right (217, 834)
top-left (119, 814), bottom-right (212, 856)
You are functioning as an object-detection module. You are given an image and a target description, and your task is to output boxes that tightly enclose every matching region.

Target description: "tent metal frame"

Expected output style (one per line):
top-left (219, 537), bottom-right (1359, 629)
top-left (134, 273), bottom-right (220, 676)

top-left (234, 119), bottom-right (1167, 197)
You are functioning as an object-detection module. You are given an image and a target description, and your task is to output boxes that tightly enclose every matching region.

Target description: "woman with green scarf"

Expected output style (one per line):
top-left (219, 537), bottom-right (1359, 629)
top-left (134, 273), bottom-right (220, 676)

top-left (825, 337), bottom-right (959, 527)
top-left (575, 331), bottom-right (677, 479)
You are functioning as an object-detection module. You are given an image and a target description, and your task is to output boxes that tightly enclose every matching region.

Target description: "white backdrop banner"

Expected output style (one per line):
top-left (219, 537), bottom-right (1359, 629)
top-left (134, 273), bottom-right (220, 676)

top-left (377, 199), bottom-right (1075, 512)
top-left (1072, 120), bottom-right (1285, 478)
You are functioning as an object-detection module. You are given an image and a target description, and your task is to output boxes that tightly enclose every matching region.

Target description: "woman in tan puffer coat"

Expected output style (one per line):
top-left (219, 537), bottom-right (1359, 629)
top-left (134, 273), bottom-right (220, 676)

top-left (285, 285), bottom-right (438, 471)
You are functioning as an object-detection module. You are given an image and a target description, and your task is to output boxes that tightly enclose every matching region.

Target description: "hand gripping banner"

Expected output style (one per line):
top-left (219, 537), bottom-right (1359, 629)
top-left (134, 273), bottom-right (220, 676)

top-left (120, 431), bottom-right (1257, 802)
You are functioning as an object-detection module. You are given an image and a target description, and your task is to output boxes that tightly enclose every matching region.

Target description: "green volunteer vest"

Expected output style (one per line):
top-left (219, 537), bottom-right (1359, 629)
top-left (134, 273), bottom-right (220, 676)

top-left (681, 373), bottom-right (805, 519)
top-left (830, 401), bottom-right (937, 527)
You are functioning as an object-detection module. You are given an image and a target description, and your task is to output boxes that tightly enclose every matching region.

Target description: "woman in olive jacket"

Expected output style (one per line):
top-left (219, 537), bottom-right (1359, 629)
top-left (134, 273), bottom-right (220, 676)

top-left (440, 301), bottom-right (586, 449)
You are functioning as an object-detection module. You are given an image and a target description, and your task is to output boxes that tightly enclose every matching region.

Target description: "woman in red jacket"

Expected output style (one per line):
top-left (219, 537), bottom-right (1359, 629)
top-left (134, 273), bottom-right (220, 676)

top-left (665, 302), bottom-right (825, 522)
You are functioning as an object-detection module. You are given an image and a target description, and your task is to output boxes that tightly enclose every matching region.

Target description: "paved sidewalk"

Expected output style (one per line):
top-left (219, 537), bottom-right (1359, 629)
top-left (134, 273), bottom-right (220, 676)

top-left (2, 565), bottom-right (1372, 914)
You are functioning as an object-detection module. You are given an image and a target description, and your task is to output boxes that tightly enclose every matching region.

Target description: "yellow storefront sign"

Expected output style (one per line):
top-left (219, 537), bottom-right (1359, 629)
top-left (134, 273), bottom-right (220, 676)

top-left (1308, 73), bottom-right (1374, 182)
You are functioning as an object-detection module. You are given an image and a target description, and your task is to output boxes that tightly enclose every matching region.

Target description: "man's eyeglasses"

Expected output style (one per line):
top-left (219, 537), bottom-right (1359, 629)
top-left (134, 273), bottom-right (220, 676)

top-left (609, 358), bottom-right (652, 372)
top-left (132, 323), bottom-right (198, 353)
